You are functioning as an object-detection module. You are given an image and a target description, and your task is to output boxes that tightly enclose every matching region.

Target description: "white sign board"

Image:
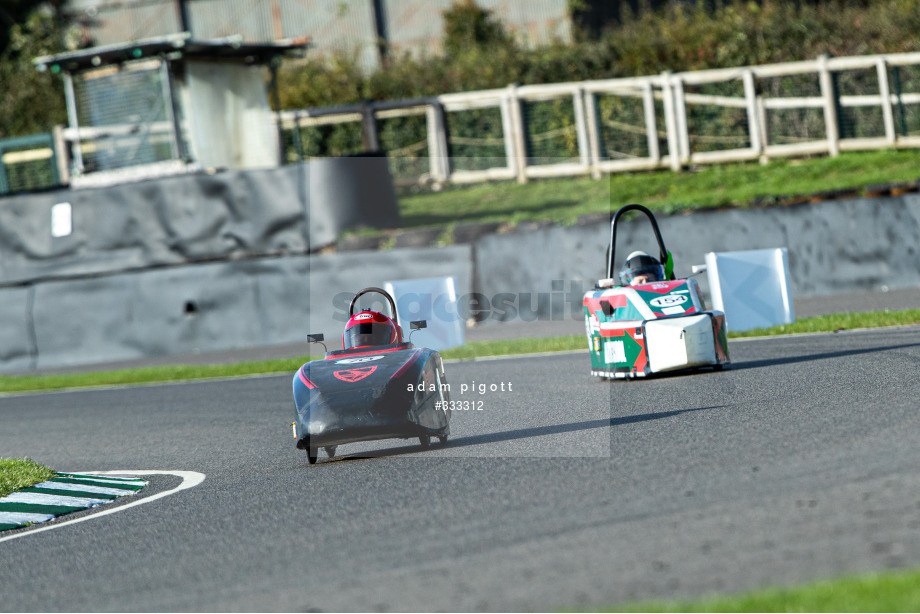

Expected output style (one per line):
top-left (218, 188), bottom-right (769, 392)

top-left (51, 202), bottom-right (72, 237)
top-left (384, 276), bottom-right (465, 351)
top-left (704, 248), bottom-right (794, 332)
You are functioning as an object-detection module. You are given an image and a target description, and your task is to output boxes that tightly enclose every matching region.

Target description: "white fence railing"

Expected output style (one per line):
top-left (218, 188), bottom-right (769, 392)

top-left (278, 52), bottom-right (920, 186)
top-left (10, 51), bottom-right (920, 193)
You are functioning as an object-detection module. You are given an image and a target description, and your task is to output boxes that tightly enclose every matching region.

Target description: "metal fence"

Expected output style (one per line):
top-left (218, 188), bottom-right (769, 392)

top-left (67, 58), bottom-right (182, 175)
top-left (6, 51), bottom-right (920, 195)
top-left (0, 133), bottom-right (63, 195)
top-left (279, 51), bottom-right (920, 187)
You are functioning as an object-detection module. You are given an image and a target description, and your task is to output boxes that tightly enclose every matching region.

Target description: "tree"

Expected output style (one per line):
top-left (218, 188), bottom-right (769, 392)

top-left (0, 2), bottom-right (71, 138)
top-left (441, 0), bottom-right (513, 57)
top-left (0, 0), bottom-right (39, 55)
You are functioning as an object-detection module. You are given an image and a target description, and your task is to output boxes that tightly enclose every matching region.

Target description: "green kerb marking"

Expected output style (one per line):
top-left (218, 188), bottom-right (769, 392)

top-left (24, 487), bottom-right (119, 500)
top-left (56, 473), bottom-right (144, 483)
top-left (51, 478), bottom-right (143, 491)
top-left (0, 502), bottom-right (85, 515)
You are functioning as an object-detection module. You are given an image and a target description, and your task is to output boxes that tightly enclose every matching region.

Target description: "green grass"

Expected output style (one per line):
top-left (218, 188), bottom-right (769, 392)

top-left (441, 334), bottom-right (585, 360)
top-left (610, 569), bottom-right (920, 612)
top-left (2, 309), bottom-right (920, 395)
top-left (730, 308), bottom-right (920, 338)
top-left (0, 357), bottom-right (322, 395)
top-left (0, 458), bottom-right (55, 498)
top-left (395, 149), bottom-right (920, 232)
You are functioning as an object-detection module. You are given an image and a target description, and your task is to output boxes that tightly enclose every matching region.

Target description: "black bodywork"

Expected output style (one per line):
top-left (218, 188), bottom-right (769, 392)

top-left (291, 287), bottom-right (451, 464)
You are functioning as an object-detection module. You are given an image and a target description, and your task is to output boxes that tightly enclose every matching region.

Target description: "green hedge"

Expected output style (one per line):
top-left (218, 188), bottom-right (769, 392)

top-left (6, 1), bottom-right (920, 148)
top-left (278, 0), bottom-right (920, 110)
top-left (273, 1), bottom-right (920, 176)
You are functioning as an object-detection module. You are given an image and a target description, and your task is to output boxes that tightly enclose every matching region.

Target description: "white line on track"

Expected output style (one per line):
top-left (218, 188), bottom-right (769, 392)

top-left (0, 470), bottom-right (205, 544)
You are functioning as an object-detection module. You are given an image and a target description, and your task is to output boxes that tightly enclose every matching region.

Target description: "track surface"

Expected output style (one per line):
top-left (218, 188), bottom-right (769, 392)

top-left (3, 327), bottom-right (920, 611)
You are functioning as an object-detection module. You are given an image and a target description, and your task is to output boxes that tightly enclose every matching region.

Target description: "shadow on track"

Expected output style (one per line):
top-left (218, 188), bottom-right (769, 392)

top-left (310, 405), bottom-right (726, 465)
top-left (729, 342), bottom-right (920, 371)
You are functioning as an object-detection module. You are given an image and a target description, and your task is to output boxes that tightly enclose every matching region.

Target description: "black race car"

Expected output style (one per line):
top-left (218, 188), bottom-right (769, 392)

top-left (292, 287), bottom-right (451, 464)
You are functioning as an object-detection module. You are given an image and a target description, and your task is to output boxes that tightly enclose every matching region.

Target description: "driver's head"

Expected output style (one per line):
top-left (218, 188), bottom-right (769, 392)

top-left (620, 250), bottom-right (665, 286)
top-left (343, 311), bottom-right (400, 349)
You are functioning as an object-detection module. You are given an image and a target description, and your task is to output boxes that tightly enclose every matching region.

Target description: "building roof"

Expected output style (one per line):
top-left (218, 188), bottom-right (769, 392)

top-left (33, 32), bottom-right (309, 73)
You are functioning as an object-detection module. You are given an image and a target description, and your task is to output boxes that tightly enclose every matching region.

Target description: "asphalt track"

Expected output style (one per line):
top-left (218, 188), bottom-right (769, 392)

top-left (2, 325), bottom-right (920, 611)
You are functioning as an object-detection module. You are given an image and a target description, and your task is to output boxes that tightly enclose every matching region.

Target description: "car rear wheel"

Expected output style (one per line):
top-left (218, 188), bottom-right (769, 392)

top-left (437, 434), bottom-right (448, 445)
top-left (419, 435), bottom-right (431, 449)
top-left (306, 445), bottom-right (318, 464)
top-left (324, 445), bottom-right (337, 458)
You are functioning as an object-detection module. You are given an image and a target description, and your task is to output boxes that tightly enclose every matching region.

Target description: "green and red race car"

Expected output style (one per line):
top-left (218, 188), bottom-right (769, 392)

top-left (583, 204), bottom-right (730, 379)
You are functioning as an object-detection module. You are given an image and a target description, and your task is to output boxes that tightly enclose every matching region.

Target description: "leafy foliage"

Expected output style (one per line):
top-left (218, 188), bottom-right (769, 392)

top-left (276, 0), bottom-right (920, 177)
top-left (8, 1), bottom-right (920, 143)
top-left (278, 0), bottom-right (920, 111)
top-left (0, 6), bottom-right (68, 139)
top-left (441, 0), bottom-right (513, 58)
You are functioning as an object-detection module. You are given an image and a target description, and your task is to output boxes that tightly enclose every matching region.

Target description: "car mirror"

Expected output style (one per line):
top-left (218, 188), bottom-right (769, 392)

top-left (307, 333), bottom-right (327, 352)
top-left (408, 321), bottom-right (427, 344)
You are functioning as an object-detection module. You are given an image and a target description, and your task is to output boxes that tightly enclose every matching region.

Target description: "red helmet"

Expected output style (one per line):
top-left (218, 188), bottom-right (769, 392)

top-left (343, 311), bottom-right (401, 349)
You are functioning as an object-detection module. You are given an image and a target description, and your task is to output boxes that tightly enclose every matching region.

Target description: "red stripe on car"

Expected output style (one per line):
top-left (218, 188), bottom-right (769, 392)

top-left (583, 293), bottom-right (627, 314)
top-left (389, 349), bottom-right (422, 380)
top-left (325, 346), bottom-right (402, 360)
top-left (298, 366), bottom-right (317, 389)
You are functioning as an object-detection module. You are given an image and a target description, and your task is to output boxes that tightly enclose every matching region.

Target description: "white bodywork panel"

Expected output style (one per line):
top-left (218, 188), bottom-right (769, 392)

top-left (646, 314), bottom-right (717, 373)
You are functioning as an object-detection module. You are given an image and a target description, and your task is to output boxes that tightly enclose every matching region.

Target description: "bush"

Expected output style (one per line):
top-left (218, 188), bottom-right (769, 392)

top-left (441, 0), bottom-right (513, 58)
top-left (277, 0), bottom-right (920, 112)
top-left (0, 9), bottom-right (67, 139)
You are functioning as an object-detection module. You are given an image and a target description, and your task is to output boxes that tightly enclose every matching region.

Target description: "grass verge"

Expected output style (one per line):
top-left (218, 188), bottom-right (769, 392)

top-left (441, 334), bottom-right (585, 360)
top-left (395, 149), bottom-right (920, 231)
top-left (729, 308), bottom-right (920, 338)
top-left (0, 358), bottom-right (321, 395)
top-left (611, 569), bottom-right (920, 612)
top-left (0, 458), bottom-right (55, 498)
top-left (1, 309), bottom-right (919, 395)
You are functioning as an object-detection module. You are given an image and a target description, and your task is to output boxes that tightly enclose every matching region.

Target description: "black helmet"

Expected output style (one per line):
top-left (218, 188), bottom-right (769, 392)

top-left (619, 250), bottom-right (665, 286)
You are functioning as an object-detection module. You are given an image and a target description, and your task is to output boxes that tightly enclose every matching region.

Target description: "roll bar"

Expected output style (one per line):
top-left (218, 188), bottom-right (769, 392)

top-left (606, 204), bottom-right (672, 280)
top-left (348, 287), bottom-right (399, 325)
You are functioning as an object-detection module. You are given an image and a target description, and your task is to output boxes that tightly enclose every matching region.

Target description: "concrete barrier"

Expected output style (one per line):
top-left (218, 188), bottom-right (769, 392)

top-left (473, 194), bottom-right (920, 328)
top-left (0, 156), bottom-right (400, 286)
top-left (4, 246), bottom-right (471, 371)
top-left (2, 188), bottom-right (919, 372)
